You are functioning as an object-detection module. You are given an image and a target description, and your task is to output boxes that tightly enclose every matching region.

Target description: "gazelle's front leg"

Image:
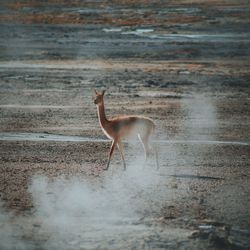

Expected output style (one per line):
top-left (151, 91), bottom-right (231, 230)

top-left (117, 140), bottom-right (126, 170)
top-left (104, 139), bottom-right (117, 170)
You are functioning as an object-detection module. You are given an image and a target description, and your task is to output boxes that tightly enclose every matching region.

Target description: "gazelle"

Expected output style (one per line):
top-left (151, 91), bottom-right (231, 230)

top-left (93, 90), bottom-right (159, 170)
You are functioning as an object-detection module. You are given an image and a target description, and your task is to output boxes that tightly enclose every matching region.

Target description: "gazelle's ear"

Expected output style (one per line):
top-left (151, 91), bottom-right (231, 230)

top-left (94, 89), bottom-right (98, 95)
top-left (101, 90), bottom-right (106, 96)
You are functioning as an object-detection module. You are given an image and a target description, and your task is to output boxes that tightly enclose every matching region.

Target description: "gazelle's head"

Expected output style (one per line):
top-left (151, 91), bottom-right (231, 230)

top-left (93, 89), bottom-right (105, 105)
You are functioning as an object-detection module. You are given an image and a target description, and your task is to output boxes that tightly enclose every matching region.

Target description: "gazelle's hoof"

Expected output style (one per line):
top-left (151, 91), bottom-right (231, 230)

top-left (103, 165), bottom-right (109, 171)
top-left (123, 165), bottom-right (126, 171)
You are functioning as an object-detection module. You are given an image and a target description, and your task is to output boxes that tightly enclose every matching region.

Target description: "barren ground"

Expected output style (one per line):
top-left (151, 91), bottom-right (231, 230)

top-left (0, 1), bottom-right (249, 249)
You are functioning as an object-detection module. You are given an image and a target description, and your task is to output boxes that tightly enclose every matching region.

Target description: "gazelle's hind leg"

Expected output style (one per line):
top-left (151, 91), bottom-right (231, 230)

top-left (138, 128), bottom-right (159, 170)
top-left (153, 143), bottom-right (159, 170)
top-left (138, 133), bottom-right (150, 160)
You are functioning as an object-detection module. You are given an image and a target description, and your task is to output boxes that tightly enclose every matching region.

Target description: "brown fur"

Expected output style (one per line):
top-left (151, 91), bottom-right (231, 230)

top-left (93, 90), bottom-right (158, 170)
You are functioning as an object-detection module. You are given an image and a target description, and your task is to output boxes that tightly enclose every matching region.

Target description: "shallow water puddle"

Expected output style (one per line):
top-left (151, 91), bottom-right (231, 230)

top-left (0, 132), bottom-right (107, 142)
top-left (121, 28), bottom-right (154, 35)
top-left (121, 31), bottom-right (250, 42)
top-left (0, 132), bottom-right (249, 145)
top-left (137, 90), bottom-right (191, 98)
top-left (102, 28), bottom-right (122, 32)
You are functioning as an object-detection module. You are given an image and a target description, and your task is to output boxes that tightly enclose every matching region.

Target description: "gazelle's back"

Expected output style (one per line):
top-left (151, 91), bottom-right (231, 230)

top-left (110, 115), bottom-right (155, 139)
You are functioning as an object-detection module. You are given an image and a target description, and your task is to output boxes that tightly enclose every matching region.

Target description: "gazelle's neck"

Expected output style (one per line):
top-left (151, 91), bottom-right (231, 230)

top-left (97, 101), bottom-right (108, 127)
